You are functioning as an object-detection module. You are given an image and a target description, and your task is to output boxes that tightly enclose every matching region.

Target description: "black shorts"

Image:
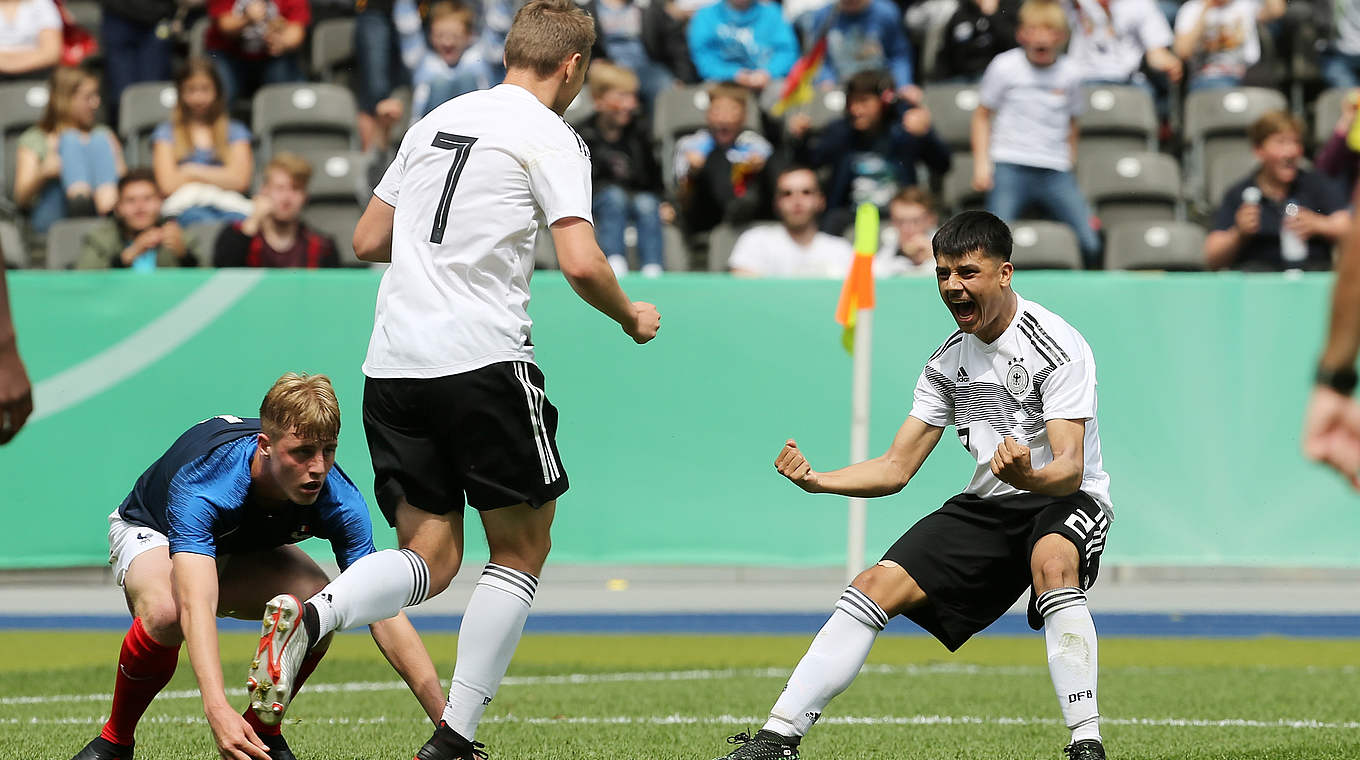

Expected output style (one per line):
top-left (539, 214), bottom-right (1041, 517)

top-left (881, 491), bottom-right (1109, 652)
top-left (363, 361), bottom-right (569, 524)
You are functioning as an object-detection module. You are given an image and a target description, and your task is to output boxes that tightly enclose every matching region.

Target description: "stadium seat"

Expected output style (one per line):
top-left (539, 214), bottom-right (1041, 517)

top-left (1077, 150), bottom-right (1182, 225)
top-left (1078, 85), bottom-right (1157, 152)
top-left (1312, 87), bottom-right (1348, 148)
top-left (303, 203), bottom-right (362, 266)
top-left (1204, 142), bottom-right (1258, 211)
top-left (65, 1), bottom-right (101, 32)
top-left (653, 85), bottom-right (760, 190)
top-left (293, 149), bottom-right (367, 205)
top-left (44, 218), bottom-right (106, 270)
top-left (941, 153), bottom-right (985, 214)
top-left (662, 223), bottom-right (691, 272)
top-left (707, 221), bottom-right (758, 272)
top-left (1183, 87), bottom-right (1286, 207)
top-left (252, 83), bottom-right (360, 156)
top-left (310, 17), bottom-right (356, 86)
top-left (1104, 221), bottom-right (1206, 271)
top-left (0, 219), bottom-right (26, 268)
top-left (1008, 221), bottom-right (1082, 270)
top-left (188, 16), bottom-right (211, 61)
top-left (118, 82), bottom-right (176, 167)
top-left (184, 221), bottom-right (226, 264)
top-left (0, 81), bottom-right (49, 199)
top-left (921, 83), bottom-right (979, 151)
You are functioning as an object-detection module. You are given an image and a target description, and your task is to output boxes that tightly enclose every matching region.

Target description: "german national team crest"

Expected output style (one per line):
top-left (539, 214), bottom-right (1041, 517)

top-left (1005, 357), bottom-right (1030, 398)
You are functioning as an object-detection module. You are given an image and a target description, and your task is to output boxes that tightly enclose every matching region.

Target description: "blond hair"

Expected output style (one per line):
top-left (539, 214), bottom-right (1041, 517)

top-left (890, 186), bottom-right (938, 216)
top-left (260, 373), bottom-right (341, 441)
top-left (588, 61), bottom-right (640, 99)
top-left (266, 151), bottom-right (313, 190)
top-left (503, 0), bottom-right (596, 78)
top-left (172, 58), bottom-right (230, 164)
top-left (707, 82), bottom-right (750, 112)
top-left (428, 0), bottom-right (475, 30)
top-left (38, 66), bottom-right (98, 133)
top-left (1248, 110), bottom-right (1304, 147)
top-left (1018, 0), bottom-right (1067, 32)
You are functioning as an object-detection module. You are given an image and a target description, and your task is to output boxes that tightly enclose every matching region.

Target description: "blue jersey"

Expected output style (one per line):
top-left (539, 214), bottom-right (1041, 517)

top-left (116, 415), bottom-right (376, 570)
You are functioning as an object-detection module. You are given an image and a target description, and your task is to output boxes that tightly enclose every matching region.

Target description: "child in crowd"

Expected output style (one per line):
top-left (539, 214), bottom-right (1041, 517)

top-left (674, 82), bottom-right (773, 235)
top-left (393, 0), bottom-right (494, 121)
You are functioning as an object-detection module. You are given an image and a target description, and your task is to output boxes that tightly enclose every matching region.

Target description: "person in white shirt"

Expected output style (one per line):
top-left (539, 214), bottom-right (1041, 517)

top-left (1064, 0), bottom-right (1182, 89)
top-left (1318, 0), bottom-right (1360, 89)
top-left (1173, 0), bottom-right (1285, 92)
top-left (729, 166), bottom-right (853, 277)
top-left (246, 4), bottom-right (661, 760)
top-left (972, 0), bottom-right (1101, 268)
top-left (875, 186), bottom-right (938, 277)
top-left (711, 210), bottom-right (1113, 760)
top-left (0, 0), bottom-right (61, 79)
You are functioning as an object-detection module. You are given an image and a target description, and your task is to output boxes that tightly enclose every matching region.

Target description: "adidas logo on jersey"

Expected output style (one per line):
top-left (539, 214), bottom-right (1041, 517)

top-left (956, 366), bottom-right (970, 383)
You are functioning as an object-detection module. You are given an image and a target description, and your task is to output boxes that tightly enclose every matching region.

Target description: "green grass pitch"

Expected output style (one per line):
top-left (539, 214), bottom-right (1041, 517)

top-left (2, 631), bottom-right (1357, 759)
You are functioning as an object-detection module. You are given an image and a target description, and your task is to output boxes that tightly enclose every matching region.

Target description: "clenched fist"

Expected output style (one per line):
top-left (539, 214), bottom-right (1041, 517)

top-left (625, 301), bottom-right (660, 344)
top-left (990, 436), bottom-right (1033, 489)
top-left (775, 439), bottom-right (821, 492)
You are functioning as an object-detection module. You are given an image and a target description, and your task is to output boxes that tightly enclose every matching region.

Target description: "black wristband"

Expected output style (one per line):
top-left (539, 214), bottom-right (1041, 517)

top-left (1316, 365), bottom-right (1359, 396)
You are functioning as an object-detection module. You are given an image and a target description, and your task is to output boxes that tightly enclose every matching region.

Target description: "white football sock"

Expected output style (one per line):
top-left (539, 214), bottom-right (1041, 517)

top-left (1038, 587), bottom-right (1101, 744)
top-left (306, 548), bottom-right (430, 638)
top-left (441, 563), bottom-right (538, 740)
top-left (763, 586), bottom-right (887, 739)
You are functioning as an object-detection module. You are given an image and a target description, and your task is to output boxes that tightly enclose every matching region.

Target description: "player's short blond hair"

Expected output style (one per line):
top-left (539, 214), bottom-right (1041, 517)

top-left (266, 152), bottom-right (313, 191)
top-left (588, 61), bottom-right (640, 99)
top-left (504, 0), bottom-right (596, 78)
top-left (1018, 0), bottom-right (1067, 32)
top-left (260, 373), bottom-right (340, 441)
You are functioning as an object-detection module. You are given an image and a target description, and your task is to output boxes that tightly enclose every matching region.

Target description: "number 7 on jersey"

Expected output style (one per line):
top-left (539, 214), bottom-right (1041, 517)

top-left (430, 132), bottom-right (478, 244)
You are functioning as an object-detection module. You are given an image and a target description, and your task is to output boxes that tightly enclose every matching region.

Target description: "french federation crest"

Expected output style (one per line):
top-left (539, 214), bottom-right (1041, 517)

top-left (1005, 357), bottom-right (1029, 398)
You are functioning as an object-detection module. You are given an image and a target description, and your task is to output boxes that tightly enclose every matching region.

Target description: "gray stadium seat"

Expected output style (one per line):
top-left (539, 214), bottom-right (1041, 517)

top-left (310, 17), bottom-right (356, 86)
top-left (707, 222), bottom-right (758, 272)
top-left (921, 83), bottom-right (980, 151)
top-left (662, 223), bottom-right (691, 272)
top-left (0, 219), bottom-right (26, 268)
top-left (1008, 221), bottom-right (1082, 270)
top-left (941, 153), bottom-right (985, 214)
top-left (653, 85), bottom-right (760, 190)
top-left (1104, 221), bottom-right (1206, 271)
top-left (1204, 143), bottom-right (1258, 211)
top-left (1077, 150), bottom-right (1182, 225)
top-left (0, 81), bottom-right (49, 199)
top-left (1183, 87), bottom-right (1286, 206)
top-left (188, 16), bottom-right (211, 61)
top-left (252, 83), bottom-right (360, 156)
top-left (65, 1), bottom-right (101, 31)
top-left (1079, 85), bottom-right (1157, 152)
top-left (304, 203), bottom-right (362, 266)
top-left (184, 221), bottom-right (225, 265)
top-left (292, 149), bottom-right (368, 205)
top-left (1313, 87), bottom-right (1348, 148)
top-left (118, 82), bottom-right (176, 167)
top-left (44, 218), bottom-right (107, 270)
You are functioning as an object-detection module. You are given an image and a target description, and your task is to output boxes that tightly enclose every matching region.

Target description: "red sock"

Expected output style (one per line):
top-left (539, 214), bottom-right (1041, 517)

top-left (99, 618), bottom-right (180, 746)
top-left (242, 647), bottom-right (327, 737)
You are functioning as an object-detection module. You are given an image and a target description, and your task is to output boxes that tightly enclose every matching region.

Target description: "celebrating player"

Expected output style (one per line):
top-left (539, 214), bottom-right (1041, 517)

top-left (0, 264), bottom-right (31, 445)
top-left (244, 2), bottom-right (660, 760)
top-left (68, 373), bottom-right (443, 760)
top-left (714, 210), bottom-right (1113, 760)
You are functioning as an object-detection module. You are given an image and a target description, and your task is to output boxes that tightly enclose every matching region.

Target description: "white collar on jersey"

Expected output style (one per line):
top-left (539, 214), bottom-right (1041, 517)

top-left (972, 291), bottom-right (1026, 355)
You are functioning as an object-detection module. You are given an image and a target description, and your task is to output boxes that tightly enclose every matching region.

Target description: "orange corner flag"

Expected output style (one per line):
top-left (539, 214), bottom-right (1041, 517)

top-left (835, 203), bottom-right (878, 353)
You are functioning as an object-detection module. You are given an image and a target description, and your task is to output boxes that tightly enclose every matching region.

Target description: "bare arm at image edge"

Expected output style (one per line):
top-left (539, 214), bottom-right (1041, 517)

top-left (0, 265), bottom-right (32, 445)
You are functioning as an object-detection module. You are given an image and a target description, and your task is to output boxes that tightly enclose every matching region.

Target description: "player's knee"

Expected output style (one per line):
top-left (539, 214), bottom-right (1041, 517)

top-left (851, 564), bottom-right (923, 616)
top-left (1035, 555), bottom-right (1078, 593)
top-left (137, 600), bottom-right (183, 644)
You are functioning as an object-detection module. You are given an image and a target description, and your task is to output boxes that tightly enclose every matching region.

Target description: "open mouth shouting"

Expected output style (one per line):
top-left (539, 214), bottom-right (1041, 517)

top-left (949, 297), bottom-right (979, 329)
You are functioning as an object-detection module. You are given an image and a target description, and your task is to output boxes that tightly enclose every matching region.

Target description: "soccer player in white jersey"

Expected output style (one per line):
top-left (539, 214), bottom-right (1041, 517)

top-left (714, 210), bottom-right (1113, 760)
top-left (244, 3), bottom-right (661, 759)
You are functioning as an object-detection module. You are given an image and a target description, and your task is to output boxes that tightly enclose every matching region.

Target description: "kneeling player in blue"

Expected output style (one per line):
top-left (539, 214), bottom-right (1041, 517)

top-left (68, 373), bottom-right (444, 760)
top-left (715, 211), bottom-right (1113, 760)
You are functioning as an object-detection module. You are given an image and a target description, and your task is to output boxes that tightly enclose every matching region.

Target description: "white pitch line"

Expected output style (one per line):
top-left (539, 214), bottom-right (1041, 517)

top-left (4, 714), bottom-right (1358, 730)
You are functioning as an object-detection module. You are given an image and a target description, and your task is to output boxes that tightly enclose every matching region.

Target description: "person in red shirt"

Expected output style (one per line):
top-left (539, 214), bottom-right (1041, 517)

top-left (204, 0), bottom-right (309, 104)
top-left (213, 152), bottom-right (340, 268)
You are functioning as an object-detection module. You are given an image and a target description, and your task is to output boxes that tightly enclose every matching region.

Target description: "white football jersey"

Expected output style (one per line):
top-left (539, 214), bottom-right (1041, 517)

top-left (909, 293), bottom-right (1113, 517)
top-left (363, 84), bottom-right (594, 379)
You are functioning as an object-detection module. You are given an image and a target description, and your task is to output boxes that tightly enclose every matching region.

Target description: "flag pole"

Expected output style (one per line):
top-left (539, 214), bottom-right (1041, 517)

top-left (847, 306), bottom-right (872, 584)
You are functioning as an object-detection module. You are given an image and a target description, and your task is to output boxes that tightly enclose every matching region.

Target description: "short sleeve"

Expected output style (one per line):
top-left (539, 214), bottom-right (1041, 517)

top-left (164, 446), bottom-right (251, 557)
top-left (527, 139), bottom-right (594, 226)
top-left (279, 0), bottom-right (311, 25)
top-left (373, 133), bottom-right (411, 206)
top-left (151, 121), bottom-right (173, 145)
top-left (1066, 69), bottom-right (1085, 117)
top-left (32, 0), bottom-right (62, 30)
top-left (1173, 1), bottom-right (1198, 35)
top-left (727, 228), bottom-right (765, 272)
top-left (909, 365), bottom-right (954, 427)
top-left (1137, 0), bottom-right (1174, 48)
top-left (1040, 354), bottom-right (1097, 421)
top-left (978, 56), bottom-right (1007, 110)
top-left (321, 471), bottom-right (376, 571)
top-left (227, 120), bottom-right (252, 143)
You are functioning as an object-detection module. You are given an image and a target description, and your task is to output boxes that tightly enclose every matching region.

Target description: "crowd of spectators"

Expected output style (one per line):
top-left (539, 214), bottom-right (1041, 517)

top-left (0, 0), bottom-right (1357, 275)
